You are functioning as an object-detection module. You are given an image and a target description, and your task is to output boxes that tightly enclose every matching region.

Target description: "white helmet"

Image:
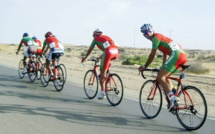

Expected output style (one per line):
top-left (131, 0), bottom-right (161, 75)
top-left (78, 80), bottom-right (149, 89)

top-left (93, 29), bottom-right (102, 37)
top-left (140, 24), bottom-right (153, 33)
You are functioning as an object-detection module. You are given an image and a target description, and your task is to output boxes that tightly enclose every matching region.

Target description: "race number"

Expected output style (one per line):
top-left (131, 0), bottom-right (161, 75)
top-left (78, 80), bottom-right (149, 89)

top-left (103, 41), bottom-right (110, 49)
top-left (169, 42), bottom-right (180, 51)
top-left (27, 40), bottom-right (33, 46)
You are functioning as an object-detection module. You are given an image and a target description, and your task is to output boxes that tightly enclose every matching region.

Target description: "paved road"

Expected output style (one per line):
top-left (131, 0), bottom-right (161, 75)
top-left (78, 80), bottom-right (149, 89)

top-left (0, 65), bottom-right (214, 134)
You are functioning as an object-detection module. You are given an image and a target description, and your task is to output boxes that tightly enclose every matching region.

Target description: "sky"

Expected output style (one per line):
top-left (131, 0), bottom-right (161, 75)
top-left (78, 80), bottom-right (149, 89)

top-left (0, 0), bottom-right (215, 50)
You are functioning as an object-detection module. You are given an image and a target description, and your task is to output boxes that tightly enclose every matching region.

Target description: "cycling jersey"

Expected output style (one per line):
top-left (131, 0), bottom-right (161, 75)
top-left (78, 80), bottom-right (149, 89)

top-left (20, 37), bottom-right (37, 47)
top-left (43, 36), bottom-right (64, 53)
top-left (152, 33), bottom-right (187, 73)
top-left (90, 35), bottom-right (118, 51)
top-left (90, 35), bottom-right (119, 69)
top-left (34, 39), bottom-right (43, 55)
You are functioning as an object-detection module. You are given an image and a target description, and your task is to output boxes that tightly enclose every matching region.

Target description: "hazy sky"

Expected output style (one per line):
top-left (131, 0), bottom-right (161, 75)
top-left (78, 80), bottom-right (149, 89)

top-left (0, 0), bottom-right (215, 50)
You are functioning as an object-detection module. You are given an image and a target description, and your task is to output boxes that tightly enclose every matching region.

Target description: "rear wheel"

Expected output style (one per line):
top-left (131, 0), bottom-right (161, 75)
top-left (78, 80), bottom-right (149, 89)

top-left (54, 66), bottom-right (65, 92)
top-left (40, 63), bottom-right (50, 87)
top-left (83, 70), bottom-right (98, 99)
top-left (106, 73), bottom-right (124, 106)
top-left (28, 62), bottom-right (37, 82)
top-left (176, 86), bottom-right (207, 130)
top-left (18, 59), bottom-right (25, 79)
top-left (139, 80), bottom-right (162, 118)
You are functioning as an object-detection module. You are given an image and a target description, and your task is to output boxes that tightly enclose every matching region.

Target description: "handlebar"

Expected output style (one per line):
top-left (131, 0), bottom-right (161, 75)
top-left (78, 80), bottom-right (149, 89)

top-left (141, 68), bottom-right (160, 79)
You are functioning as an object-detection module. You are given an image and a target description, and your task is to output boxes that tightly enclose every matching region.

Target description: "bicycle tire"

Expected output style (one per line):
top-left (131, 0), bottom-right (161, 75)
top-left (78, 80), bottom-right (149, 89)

top-left (36, 60), bottom-right (42, 80)
top-left (83, 70), bottom-right (98, 99)
top-left (59, 64), bottom-right (67, 83)
top-left (18, 59), bottom-right (25, 79)
top-left (106, 73), bottom-right (124, 106)
top-left (176, 86), bottom-right (207, 130)
top-left (54, 66), bottom-right (65, 92)
top-left (28, 61), bottom-right (37, 82)
top-left (139, 80), bottom-right (163, 118)
top-left (40, 63), bottom-right (50, 87)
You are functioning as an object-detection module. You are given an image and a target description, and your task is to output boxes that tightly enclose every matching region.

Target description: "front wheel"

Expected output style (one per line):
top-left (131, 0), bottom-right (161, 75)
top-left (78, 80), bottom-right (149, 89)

top-left (18, 59), bottom-right (25, 79)
top-left (54, 66), bottom-right (65, 92)
top-left (106, 73), bottom-right (124, 106)
top-left (176, 86), bottom-right (207, 130)
top-left (40, 63), bottom-right (50, 87)
top-left (83, 70), bottom-right (98, 99)
top-left (139, 80), bottom-right (162, 118)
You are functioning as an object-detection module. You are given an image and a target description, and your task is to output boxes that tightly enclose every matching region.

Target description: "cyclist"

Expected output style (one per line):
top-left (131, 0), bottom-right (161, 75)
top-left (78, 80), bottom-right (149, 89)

top-left (138, 24), bottom-right (187, 111)
top-left (32, 36), bottom-right (43, 69)
top-left (81, 29), bottom-right (119, 99)
top-left (16, 33), bottom-right (38, 74)
top-left (42, 31), bottom-right (64, 79)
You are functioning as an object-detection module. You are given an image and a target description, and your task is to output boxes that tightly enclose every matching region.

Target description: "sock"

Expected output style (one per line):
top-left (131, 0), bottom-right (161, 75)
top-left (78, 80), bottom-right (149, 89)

top-left (167, 91), bottom-right (174, 100)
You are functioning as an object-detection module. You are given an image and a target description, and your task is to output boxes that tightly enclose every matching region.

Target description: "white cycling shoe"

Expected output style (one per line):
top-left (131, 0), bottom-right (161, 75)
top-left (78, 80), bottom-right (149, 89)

top-left (97, 91), bottom-right (105, 100)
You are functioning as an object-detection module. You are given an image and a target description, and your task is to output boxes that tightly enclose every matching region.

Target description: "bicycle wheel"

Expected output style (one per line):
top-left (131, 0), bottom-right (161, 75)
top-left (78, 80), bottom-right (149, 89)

top-left (28, 62), bottom-right (37, 82)
top-left (83, 70), bottom-right (98, 99)
top-left (139, 80), bottom-right (163, 118)
top-left (106, 73), bottom-right (123, 106)
top-left (18, 59), bottom-right (25, 79)
top-left (54, 66), bottom-right (65, 92)
top-left (40, 63), bottom-right (50, 87)
top-left (59, 64), bottom-right (67, 83)
top-left (176, 86), bottom-right (207, 130)
top-left (36, 60), bottom-right (42, 80)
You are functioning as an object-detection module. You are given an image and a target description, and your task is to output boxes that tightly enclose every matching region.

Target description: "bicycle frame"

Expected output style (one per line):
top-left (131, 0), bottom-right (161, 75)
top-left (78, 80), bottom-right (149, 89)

top-left (146, 68), bottom-right (194, 111)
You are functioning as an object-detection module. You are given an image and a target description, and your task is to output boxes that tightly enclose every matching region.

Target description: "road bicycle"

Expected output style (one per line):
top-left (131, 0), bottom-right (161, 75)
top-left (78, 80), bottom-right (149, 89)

top-left (83, 58), bottom-right (124, 106)
top-left (139, 65), bottom-right (207, 130)
top-left (40, 55), bottom-right (66, 91)
top-left (18, 53), bottom-right (42, 82)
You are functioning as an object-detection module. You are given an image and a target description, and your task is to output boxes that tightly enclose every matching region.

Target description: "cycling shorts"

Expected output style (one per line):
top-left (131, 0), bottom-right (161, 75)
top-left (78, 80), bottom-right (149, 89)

top-left (100, 46), bottom-right (119, 69)
top-left (24, 46), bottom-right (37, 58)
top-left (162, 50), bottom-right (187, 73)
top-left (46, 52), bottom-right (64, 61)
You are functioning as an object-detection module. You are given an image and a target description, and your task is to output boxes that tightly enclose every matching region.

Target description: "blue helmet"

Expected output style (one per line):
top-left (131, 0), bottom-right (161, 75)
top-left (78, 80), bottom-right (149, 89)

top-left (23, 32), bottom-right (29, 37)
top-left (140, 24), bottom-right (153, 33)
top-left (32, 36), bottom-right (37, 39)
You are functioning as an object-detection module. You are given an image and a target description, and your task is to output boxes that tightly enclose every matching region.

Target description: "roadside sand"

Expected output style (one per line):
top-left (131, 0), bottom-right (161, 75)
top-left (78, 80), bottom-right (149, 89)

top-left (0, 44), bottom-right (214, 118)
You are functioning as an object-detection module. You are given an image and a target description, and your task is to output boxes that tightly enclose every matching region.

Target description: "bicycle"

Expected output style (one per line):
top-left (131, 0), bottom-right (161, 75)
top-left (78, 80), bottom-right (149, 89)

top-left (139, 65), bottom-right (207, 130)
top-left (83, 58), bottom-right (124, 106)
top-left (18, 53), bottom-right (42, 82)
top-left (40, 55), bottom-right (66, 91)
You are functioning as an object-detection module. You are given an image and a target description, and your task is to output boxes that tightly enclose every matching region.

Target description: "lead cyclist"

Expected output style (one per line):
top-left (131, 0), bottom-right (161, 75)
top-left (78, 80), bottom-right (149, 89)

top-left (138, 24), bottom-right (187, 111)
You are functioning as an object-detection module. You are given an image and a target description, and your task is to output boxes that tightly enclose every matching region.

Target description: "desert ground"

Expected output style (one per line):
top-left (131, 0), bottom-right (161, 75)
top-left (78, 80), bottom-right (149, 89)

top-left (0, 43), bottom-right (214, 118)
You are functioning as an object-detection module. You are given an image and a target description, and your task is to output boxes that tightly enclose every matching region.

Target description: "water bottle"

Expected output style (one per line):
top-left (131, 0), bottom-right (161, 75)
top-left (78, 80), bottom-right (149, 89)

top-left (172, 87), bottom-right (177, 95)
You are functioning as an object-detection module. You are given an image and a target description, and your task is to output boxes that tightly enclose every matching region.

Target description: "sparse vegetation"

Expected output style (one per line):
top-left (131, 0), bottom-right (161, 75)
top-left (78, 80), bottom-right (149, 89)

top-left (186, 62), bottom-right (210, 74)
top-left (121, 54), bottom-right (162, 68)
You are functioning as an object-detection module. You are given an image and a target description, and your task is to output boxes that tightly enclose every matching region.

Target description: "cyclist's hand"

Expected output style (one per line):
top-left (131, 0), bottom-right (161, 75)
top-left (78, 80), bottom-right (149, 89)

top-left (81, 57), bottom-right (86, 63)
top-left (138, 65), bottom-right (145, 72)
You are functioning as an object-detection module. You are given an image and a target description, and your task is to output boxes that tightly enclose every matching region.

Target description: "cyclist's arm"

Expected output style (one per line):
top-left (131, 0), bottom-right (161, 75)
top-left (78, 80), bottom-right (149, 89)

top-left (144, 48), bottom-right (157, 68)
top-left (84, 46), bottom-right (94, 59)
top-left (17, 40), bottom-right (23, 52)
top-left (162, 53), bottom-right (168, 64)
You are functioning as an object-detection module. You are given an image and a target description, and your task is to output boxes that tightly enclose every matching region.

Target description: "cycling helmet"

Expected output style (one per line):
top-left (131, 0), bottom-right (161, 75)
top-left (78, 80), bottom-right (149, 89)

top-left (23, 33), bottom-right (29, 37)
top-left (140, 24), bottom-right (153, 33)
top-left (93, 29), bottom-right (102, 37)
top-left (32, 36), bottom-right (37, 39)
top-left (45, 31), bottom-right (52, 38)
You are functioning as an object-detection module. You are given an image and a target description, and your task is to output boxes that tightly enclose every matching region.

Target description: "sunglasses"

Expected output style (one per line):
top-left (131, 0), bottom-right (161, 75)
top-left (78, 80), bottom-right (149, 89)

top-left (143, 30), bottom-right (152, 35)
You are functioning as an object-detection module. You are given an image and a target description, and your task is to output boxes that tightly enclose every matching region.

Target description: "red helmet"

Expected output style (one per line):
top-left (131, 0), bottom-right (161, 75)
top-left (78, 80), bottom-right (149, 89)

top-left (93, 29), bottom-right (102, 37)
top-left (45, 31), bottom-right (53, 38)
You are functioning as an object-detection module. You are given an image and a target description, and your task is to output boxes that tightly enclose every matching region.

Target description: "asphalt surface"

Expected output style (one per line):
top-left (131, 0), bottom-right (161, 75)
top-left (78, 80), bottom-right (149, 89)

top-left (0, 65), bottom-right (214, 134)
